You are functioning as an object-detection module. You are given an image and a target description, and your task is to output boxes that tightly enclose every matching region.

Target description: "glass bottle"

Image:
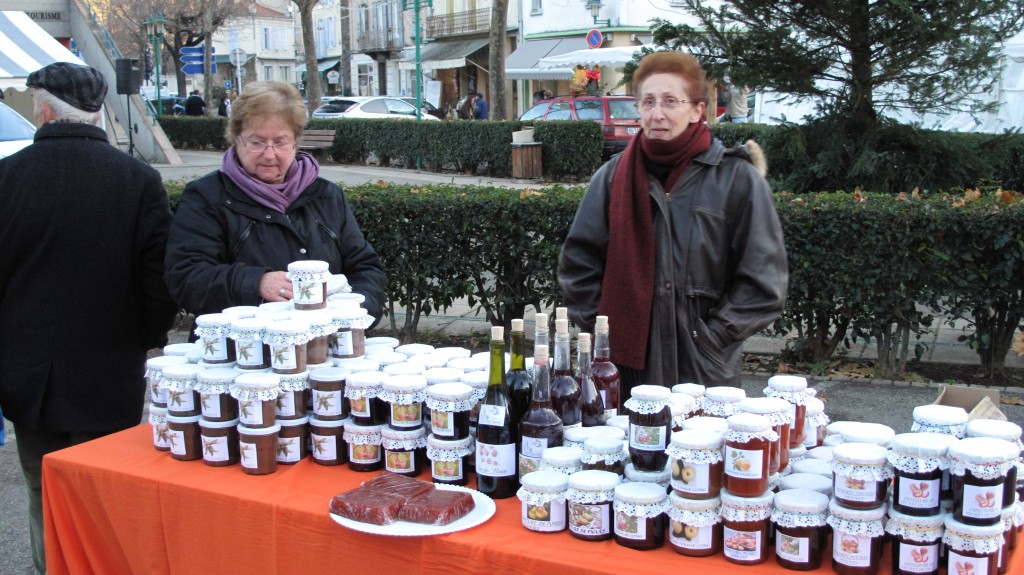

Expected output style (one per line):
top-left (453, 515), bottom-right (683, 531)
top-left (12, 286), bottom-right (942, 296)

top-left (591, 315), bottom-right (621, 419)
top-left (507, 318), bottom-right (532, 434)
top-left (576, 333), bottom-right (606, 427)
top-left (476, 326), bottom-right (519, 499)
top-left (550, 318), bottom-right (582, 429)
top-left (534, 312), bottom-right (550, 355)
top-left (518, 344), bottom-right (564, 479)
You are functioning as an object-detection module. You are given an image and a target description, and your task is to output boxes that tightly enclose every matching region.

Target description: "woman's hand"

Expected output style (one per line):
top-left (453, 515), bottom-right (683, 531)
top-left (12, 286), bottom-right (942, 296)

top-left (260, 271), bottom-right (292, 302)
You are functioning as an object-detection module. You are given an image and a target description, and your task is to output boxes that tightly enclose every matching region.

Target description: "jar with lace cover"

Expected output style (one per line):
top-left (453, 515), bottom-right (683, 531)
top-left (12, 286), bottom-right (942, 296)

top-left (381, 426), bottom-right (426, 477)
top-left (683, 415), bottom-right (729, 435)
top-left (667, 429), bottom-right (724, 499)
top-left (625, 385), bottom-right (673, 472)
top-left (343, 421), bottom-right (383, 472)
top-left (287, 260), bottom-right (330, 310)
top-left (771, 488), bottom-right (829, 570)
top-left (146, 355), bottom-right (188, 408)
top-left (427, 434), bottom-right (473, 486)
top-left (792, 458), bottom-right (834, 479)
top-left (832, 442), bottom-right (894, 510)
top-left (669, 394), bottom-right (697, 432)
top-left (667, 493), bottom-right (721, 556)
top-left (623, 463), bottom-right (671, 491)
top-left (541, 445), bottom-right (585, 476)
top-left (563, 427), bottom-right (602, 450)
top-left (160, 363), bottom-right (205, 418)
top-left (581, 436), bottom-right (627, 476)
top-left (275, 370), bottom-right (310, 420)
top-left (298, 311), bottom-right (335, 364)
top-left (566, 469), bottom-right (621, 541)
top-left (613, 482), bottom-right (669, 550)
top-left (195, 313), bottom-right (236, 364)
top-left (944, 515), bottom-right (1003, 575)
top-left (672, 383), bottom-right (705, 416)
top-left (329, 304), bottom-right (371, 360)
top-left (228, 317), bottom-right (269, 370)
top-left (765, 375), bottom-right (810, 447)
top-left (426, 382), bottom-right (474, 441)
top-left (779, 472), bottom-right (833, 497)
top-left (840, 422), bottom-right (896, 447)
top-left (886, 507), bottom-right (945, 575)
top-left (720, 489), bottom-right (774, 565)
top-left (345, 370), bottom-right (386, 426)
top-left (724, 413), bottom-right (778, 497)
top-left (889, 433), bottom-right (958, 516)
top-left (701, 386), bottom-right (746, 418)
top-left (229, 372), bottom-right (280, 428)
top-left (150, 405), bottom-right (171, 451)
top-left (195, 367), bottom-right (240, 422)
top-left (518, 470), bottom-right (569, 532)
top-left (912, 404), bottom-right (969, 438)
top-left (966, 420), bottom-right (1023, 511)
top-left (999, 503), bottom-right (1016, 574)
top-left (738, 397), bottom-right (793, 475)
top-left (828, 498), bottom-right (887, 575)
top-left (266, 319), bottom-right (312, 375)
top-left (803, 397), bottom-right (829, 448)
top-left (379, 374), bottom-right (427, 431)
top-left (948, 437), bottom-right (1016, 526)
top-left (369, 352), bottom-right (407, 370)
top-left (335, 357), bottom-right (379, 373)
top-left (309, 415), bottom-right (348, 466)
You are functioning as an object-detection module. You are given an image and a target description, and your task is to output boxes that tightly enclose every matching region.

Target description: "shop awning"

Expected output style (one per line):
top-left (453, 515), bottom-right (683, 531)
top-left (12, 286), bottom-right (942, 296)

top-left (505, 37), bottom-right (588, 80)
top-left (0, 11), bottom-right (85, 90)
top-left (399, 38), bottom-right (488, 71)
top-left (537, 44), bottom-right (653, 69)
top-left (293, 59), bottom-right (340, 74)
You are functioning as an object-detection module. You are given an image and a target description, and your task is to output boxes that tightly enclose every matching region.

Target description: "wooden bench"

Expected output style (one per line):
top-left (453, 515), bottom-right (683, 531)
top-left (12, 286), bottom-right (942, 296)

top-left (299, 129), bottom-right (336, 161)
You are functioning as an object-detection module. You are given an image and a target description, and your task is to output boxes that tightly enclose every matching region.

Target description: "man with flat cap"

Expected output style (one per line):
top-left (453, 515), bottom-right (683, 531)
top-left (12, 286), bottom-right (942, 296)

top-left (0, 62), bottom-right (178, 574)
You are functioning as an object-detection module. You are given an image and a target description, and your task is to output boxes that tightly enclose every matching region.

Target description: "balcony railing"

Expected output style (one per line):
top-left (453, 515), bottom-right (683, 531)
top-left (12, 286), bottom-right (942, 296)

top-left (425, 8), bottom-right (490, 38)
top-left (356, 29), bottom-right (403, 53)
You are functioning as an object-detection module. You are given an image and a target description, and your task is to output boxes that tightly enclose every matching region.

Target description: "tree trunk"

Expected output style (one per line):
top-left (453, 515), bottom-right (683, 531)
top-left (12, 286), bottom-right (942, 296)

top-left (487, 0), bottom-right (508, 121)
top-left (298, 1), bottom-right (322, 113)
top-left (846, 0), bottom-right (876, 131)
top-left (202, 1), bottom-right (214, 116)
top-left (974, 304), bottom-right (1021, 378)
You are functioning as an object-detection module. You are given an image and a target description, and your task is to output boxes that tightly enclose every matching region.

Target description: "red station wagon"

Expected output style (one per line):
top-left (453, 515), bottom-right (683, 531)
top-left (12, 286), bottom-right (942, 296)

top-left (519, 95), bottom-right (641, 159)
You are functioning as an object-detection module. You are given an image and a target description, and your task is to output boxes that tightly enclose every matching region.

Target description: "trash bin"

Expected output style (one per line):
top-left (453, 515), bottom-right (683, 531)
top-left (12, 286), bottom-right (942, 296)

top-left (511, 143), bottom-right (542, 180)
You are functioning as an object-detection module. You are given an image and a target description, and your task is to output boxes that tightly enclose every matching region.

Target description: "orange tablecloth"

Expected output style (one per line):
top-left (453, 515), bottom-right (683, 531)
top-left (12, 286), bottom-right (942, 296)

top-left (42, 425), bottom-right (1023, 575)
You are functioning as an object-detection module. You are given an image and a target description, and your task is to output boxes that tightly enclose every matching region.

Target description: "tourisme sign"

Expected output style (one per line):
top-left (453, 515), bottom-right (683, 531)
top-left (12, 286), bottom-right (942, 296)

top-left (180, 45), bottom-right (216, 75)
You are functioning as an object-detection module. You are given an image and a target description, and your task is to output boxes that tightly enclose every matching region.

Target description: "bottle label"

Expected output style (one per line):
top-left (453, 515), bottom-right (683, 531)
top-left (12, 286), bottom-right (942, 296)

top-left (898, 541), bottom-right (940, 573)
top-left (292, 279), bottom-right (324, 305)
top-left (431, 410), bottom-right (456, 437)
top-left (568, 501), bottom-right (611, 537)
top-left (833, 533), bottom-right (872, 567)
top-left (239, 400), bottom-right (266, 426)
top-left (167, 390), bottom-right (196, 413)
top-left (949, 550), bottom-right (990, 575)
top-left (390, 403), bottom-right (422, 428)
top-left (331, 331), bottom-right (353, 356)
top-left (276, 391), bottom-right (297, 418)
top-left (897, 476), bottom-right (941, 509)
top-left (201, 434), bottom-right (230, 462)
top-left (671, 460), bottom-right (710, 494)
top-left (271, 344), bottom-right (298, 370)
top-left (240, 440), bottom-right (259, 469)
top-left (523, 499), bottom-right (566, 532)
top-left (776, 532), bottom-right (810, 564)
top-left (961, 483), bottom-right (1002, 519)
top-left (200, 393), bottom-right (221, 419)
top-left (724, 447), bottom-right (764, 480)
top-left (432, 458), bottom-right (464, 481)
top-left (201, 336), bottom-right (229, 361)
top-left (385, 449), bottom-right (414, 473)
top-left (476, 441), bottom-right (516, 477)
top-left (152, 423), bottom-right (171, 449)
top-left (723, 526), bottom-right (762, 561)
top-left (348, 396), bottom-right (369, 418)
top-left (349, 443), bottom-right (381, 464)
top-left (277, 436), bottom-right (301, 463)
top-left (236, 341), bottom-right (264, 366)
top-left (614, 511), bottom-right (647, 540)
top-left (834, 474), bottom-right (880, 503)
top-left (670, 521), bottom-right (714, 550)
top-left (521, 435), bottom-right (549, 458)
top-left (168, 428), bottom-right (187, 456)
top-left (629, 423), bottom-right (668, 451)
top-left (310, 433), bottom-right (339, 461)
top-left (478, 404), bottom-right (506, 427)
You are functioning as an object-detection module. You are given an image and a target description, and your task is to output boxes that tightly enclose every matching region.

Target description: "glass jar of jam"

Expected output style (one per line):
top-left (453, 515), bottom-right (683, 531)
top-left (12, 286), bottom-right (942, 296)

top-left (581, 436), bottom-right (628, 476)
top-left (309, 367), bottom-right (349, 421)
top-left (802, 397), bottom-right (829, 449)
top-left (624, 385), bottom-right (672, 472)
top-left (309, 415), bottom-right (348, 466)
top-left (287, 259), bottom-right (330, 310)
top-left (345, 370), bottom-right (385, 426)
top-left (669, 394), bottom-right (697, 432)
top-left (771, 488), bottom-right (829, 570)
top-left (518, 470), bottom-right (569, 533)
top-left (886, 507), bottom-right (945, 575)
top-left (671, 383), bottom-right (705, 417)
top-left (541, 446), bottom-right (585, 476)
top-left (166, 414), bottom-right (203, 461)
top-left (738, 397), bottom-right (793, 475)
top-left (720, 488), bottom-right (774, 565)
top-left (948, 437), bottom-right (1016, 526)
top-left (912, 404), bottom-right (969, 439)
top-left (701, 386), bottom-right (746, 418)
top-left (764, 375), bottom-right (810, 447)
top-left (943, 514), bottom-right (1003, 575)
top-left (298, 311), bottom-right (335, 364)
top-left (160, 363), bottom-right (205, 418)
top-left (426, 382), bottom-right (474, 441)
top-left (889, 432), bottom-right (958, 516)
top-left (667, 493), bottom-right (721, 556)
top-left (238, 423), bottom-right (280, 474)
top-left (624, 463), bottom-right (671, 492)
top-left (566, 469), bottom-right (621, 541)
top-left (827, 498), bottom-right (887, 575)
top-left (613, 482), bottom-right (668, 550)
top-left (966, 420), bottom-right (1023, 511)
top-left (194, 367), bottom-right (239, 422)
top-left (724, 413), bottom-right (777, 497)
top-left (199, 417), bottom-right (240, 467)
top-left (149, 405), bottom-right (170, 452)
top-left (426, 434), bottom-right (473, 486)
top-left (277, 416), bottom-right (308, 464)
top-left (343, 421), bottom-right (383, 472)
top-left (228, 317), bottom-right (270, 370)
top-left (381, 426), bottom-right (427, 477)
top-left (275, 370), bottom-right (309, 420)
top-left (379, 374), bottom-right (427, 431)
top-left (832, 442), bottom-right (893, 510)
top-left (266, 318), bottom-right (311, 375)
top-left (194, 313), bottom-right (236, 364)
top-left (840, 422), bottom-right (896, 447)
top-left (229, 372), bottom-right (280, 429)
top-left (779, 472), bottom-right (833, 497)
top-left (666, 429), bottom-right (724, 499)
top-left (146, 355), bottom-right (188, 408)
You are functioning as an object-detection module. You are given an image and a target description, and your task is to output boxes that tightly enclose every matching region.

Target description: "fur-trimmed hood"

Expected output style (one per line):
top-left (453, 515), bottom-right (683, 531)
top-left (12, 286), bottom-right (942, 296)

top-left (725, 139), bottom-right (768, 177)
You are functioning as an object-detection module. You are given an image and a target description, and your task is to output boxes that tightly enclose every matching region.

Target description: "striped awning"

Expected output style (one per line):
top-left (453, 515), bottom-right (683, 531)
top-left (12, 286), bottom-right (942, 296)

top-left (0, 11), bottom-right (84, 89)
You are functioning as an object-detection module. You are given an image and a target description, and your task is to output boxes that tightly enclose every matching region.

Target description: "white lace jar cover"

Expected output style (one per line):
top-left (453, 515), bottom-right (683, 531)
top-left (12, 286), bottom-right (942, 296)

top-left (624, 463), bottom-right (671, 488)
top-left (329, 306), bottom-right (374, 330)
top-left (737, 397), bottom-right (792, 428)
top-left (378, 375), bottom-right (428, 405)
top-left (265, 319), bottom-right (313, 348)
top-left (159, 363), bottom-right (205, 393)
top-left (149, 405), bottom-right (168, 427)
top-left (345, 371), bottom-right (384, 401)
top-left (672, 383), bottom-right (706, 406)
top-left (840, 422), bottom-right (896, 447)
top-left (381, 427), bottom-right (427, 451)
top-left (447, 356), bottom-right (487, 372)
top-left (425, 382), bottom-right (475, 413)
top-left (613, 482), bottom-right (669, 519)
top-left (300, 311), bottom-right (338, 340)
top-left (382, 362), bottom-right (421, 377)
top-left (229, 372), bottom-right (281, 402)
top-left (700, 386), bottom-right (746, 417)
top-left (667, 493), bottom-right (722, 526)
top-left (1013, 496), bottom-right (1023, 528)
top-left (368, 352), bottom-right (408, 368)
top-left (343, 422), bottom-right (383, 445)
top-left (194, 367), bottom-right (239, 396)
top-left (228, 317), bottom-right (265, 344)
top-left (335, 357), bottom-right (379, 373)
top-left (887, 432), bottom-right (958, 474)
top-left (911, 404), bottom-right (969, 438)
top-left (426, 435), bottom-right (473, 461)
top-left (518, 470), bottom-right (569, 506)
top-left (669, 394), bottom-right (697, 428)
top-left (541, 446), bottom-right (585, 475)
top-left (624, 384), bottom-right (672, 415)
top-left (947, 437), bottom-right (1017, 480)
top-left (566, 469), bottom-right (621, 504)
top-left (395, 343), bottom-right (436, 357)
top-left (146, 355), bottom-right (189, 402)
top-left (832, 442), bottom-right (895, 482)
top-left (942, 515), bottom-right (1003, 554)
top-left (789, 445), bottom-right (808, 462)
top-left (724, 415), bottom-right (780, 445)
top-left (194, 313), bottom-right (233, 340)
top-left (408, 353), bottom-right (449, 370)
top-left (423, 367), bottom-right (464, 386)
top-left (764, 375), bottom-right (811, 404)
top-left (287, 260), bottom-right (331, 305)
top-left (459, 371), bottom-right (488, 402)
top-left (666, 429), bottom-right (725, 465)
top-left (581, 436), bottom-right (628, 466)
top-left (683, 416), bottom-right (729, 435)
top-left (278, 370), bottom-right (311, 393)
top-left (720, 489), bottom-right (774, 522)
top-left (771, 489), bottom-right (829, 528)
top-left (826, 498), bottom-right (886, 538)
top-left (804, 397), bottom-right (830, 432)
top-left (885, 507), bottom-right (946, 542)
top-left (779, 472), bottom-right (833, 496)
top-left (564, 427), bottom-right (603, 450)
top-left (965, 419), bottom-right (1024, 453)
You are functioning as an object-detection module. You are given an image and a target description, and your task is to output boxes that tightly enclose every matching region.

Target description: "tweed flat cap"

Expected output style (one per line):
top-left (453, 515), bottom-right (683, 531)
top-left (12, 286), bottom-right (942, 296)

top-left (27, 62), bottom-right (107, 113)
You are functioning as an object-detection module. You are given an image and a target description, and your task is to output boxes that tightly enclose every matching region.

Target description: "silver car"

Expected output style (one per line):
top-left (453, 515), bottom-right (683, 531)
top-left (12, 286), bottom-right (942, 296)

top-left (0, 102), bottom-right (36, 159)
top-left (311, 96), bottom-right (440, 121)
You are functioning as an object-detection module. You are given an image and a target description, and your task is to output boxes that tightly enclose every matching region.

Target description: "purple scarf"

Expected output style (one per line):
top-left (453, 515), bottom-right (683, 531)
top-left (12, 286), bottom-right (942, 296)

top-left (220, 146), bottom-right (321, 213)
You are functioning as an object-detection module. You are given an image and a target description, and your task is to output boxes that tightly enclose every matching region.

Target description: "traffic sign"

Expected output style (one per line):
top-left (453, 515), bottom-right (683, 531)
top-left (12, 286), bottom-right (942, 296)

top-left (229, 48), bottom-right (248, 66)
top-left (182, 62), bottom-right (216, 75)
top-left (225, 80), bottom-right (232, 89)
top-left (180, 45), bottom-right (215, 63)
top-left (586, 29), bottom-right (604, 49)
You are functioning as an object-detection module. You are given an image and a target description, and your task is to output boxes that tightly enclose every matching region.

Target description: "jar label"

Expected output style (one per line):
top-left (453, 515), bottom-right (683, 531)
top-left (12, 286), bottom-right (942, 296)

top-left (801, 424), bottom-right (818, 448)
top-left (349, 443), bottom-right (381, 464)
top-left (349, 396), bottom-right (369, 418)
top-left (431, 410), bottom-right (455, 437)
top-left (390, 403), bottom-right (422, 427)
top-left (385, 449), bottom-right (415, 473)
top-left (725, 447), bottom-right (764, 480)
top-left (834, 474), bottom-right (880, 502)
top-left (475, 441), bottom-right (516, 477)
top-left (168, 428), bottom-right (186, 455)
top-left (236, 341), bottom-right (264, 366)
top-left (331, 331), bottom-right (353, 356)
top-left (961, 483), bottom-right (1003, 519)
top-left (568, 501), bottom-right (611, 537)
top-left (897, 542), bottom-right (939, 573)
top-left (201, 434), bottom-right (231, 462)
top-left (670, 521), bottom-right (714, 550)
top-left (776, 532), bottom-right (810, 564)
top-left (432, 458), bottom-right (464, 481)
top-left (897, 476), bottom-right (941, 509)
top-left (523, 499), bottom-right (566, 532)
top-left (167, 390), bottom-right (196, 413)
top-left (199, 393), bottom-right (220, 418)
top-left (833, 533), bottom-right (871, 567)
top-left (277, 436), bottom-right (302, 463)
top-left (478, 404), bottom-right (507, 427)
top-left (152, 423), bottom-right (171, 449)
top-left (311, 433), bottom-right (340, 460)
top-left (240, 440), bottom-right (260, 468)
top-left (671, 460), bottom-right (710, 494)
top-left (723, 526), bottom-right (762, 561)
top-left (949, 550), bottom-right (991, 575)
top-left (202, 336), bottom-right (229, 361)
top-left (150, 381), bottom-right (167, 404)
top-left (239, 400), bottom-right (267, 426)
top-left (629, 423), bottom-right (668, 451)
top-left (277, 391), bottom-right (298, 417)
top-left (293, 279), bottom-right (324, 305)
top-left (787, 402), bottom-right (798, 429)
top-left (519, 454), bottom-right (542, 478)
top-left (271, 344), bottom-right (298, 370)
top-left (614, 510), bottom-right (648, 540)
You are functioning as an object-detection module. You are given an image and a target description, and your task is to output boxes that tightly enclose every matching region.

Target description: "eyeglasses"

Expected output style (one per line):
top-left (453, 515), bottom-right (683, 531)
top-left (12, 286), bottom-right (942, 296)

top-left (636, 97), bottom-right (696, 112)
top-left (242, 138), bottom-right (296, 154)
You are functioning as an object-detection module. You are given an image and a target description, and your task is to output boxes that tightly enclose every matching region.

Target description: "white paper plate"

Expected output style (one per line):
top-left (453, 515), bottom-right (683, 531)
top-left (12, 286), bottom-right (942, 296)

top-left (329, 483), bottom-right (496, 536)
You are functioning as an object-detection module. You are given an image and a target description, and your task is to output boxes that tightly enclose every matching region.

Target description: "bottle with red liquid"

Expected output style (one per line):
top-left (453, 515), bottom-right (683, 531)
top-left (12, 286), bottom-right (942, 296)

top-left (550, 318), bottom-right (582, 429)
top-left (591, 315), bottom-right (620, 418)
top-left (518, 344), bottom-right (564, 479)
top-left (576, 333), bottom-right (606, 427)
top-left (506, 318), bottom-right (532, 435)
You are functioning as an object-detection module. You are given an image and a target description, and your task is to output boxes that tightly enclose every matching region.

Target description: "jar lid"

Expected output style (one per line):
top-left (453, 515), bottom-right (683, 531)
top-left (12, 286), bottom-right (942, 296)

top-left (295, 310), bottom-right (335, 329)
top-left (779, 473), bottom-right (833, 495)
top-left (195, 367), bottom-right (239, 385)
top-left (238, 423), bottom-right (281, 435)
top-left (624, 463), bottom-right (670, 484)
top-left (257, 300), bottom-right (293, 312)
top-left (395, 343), bottom-right (435, 357)
top-left (166, 414), bottom-right (201, 424)
top-left (279, 416), bottom-right (309, 427)
top-left (198, 417), bottom-right (239, 429)
top-left (329, 305), bottom-right (367, 321)
top-left (163, 343), bottom-right (198, 356)
top-left (583, 436), bottom-right (624, 455)
top-left (230, 316), bottom-right (267, 333)
top-left (670, 492), bottom-right (721, 512)
top-left (607, 415), bottom-right (630, 434)
top-left (807, 446), bottom-right (834, 461)
top-left (147, 355), bottom-right (190, 370)
top-left (774, 489), bottom-right (829, 513)
top-left (828, 498), bottom-right (886, 521)
top-left (365, 336), bottom-right (399, 348)
top-left (726, 412), bottom-right (772, 433)
top-left (233, 371), bottom-right (280, 389)
top-left (366, 351), bottom-right (408, 366)
top-left (720, 488), bottom-right (775, 510)
top-left (266, 318), bottom-right (311, 336)
top-left (447, 356), bottom-right (488, 372)
top-left (567, 469), bottom-right (621, 491)
top-left (669, 393), bottom-right (697, 415)
top-left (383, 362), bottom-right (423, 376)
top-left (308, 367), bottom-right (350, 382)
top-left (948, 436), bottom-right (1016, 465)
top-left (426, 434), bottom-right (473, 450)
top-left (805, 397), bottom-right (825, 415)
top-left (615, 482), bottom-right (667, 505)
top-left (966, 419), bottom-right (1022, 443)
top-left (221, 305), bottom-right (260, 319)
top-left (347, 370), bottom-right (385, 388)
top-left (704, 386), bottom-right (746, 403)
top-left (629, 384), bottom-right (671, 401)
top-left (833, 442), bottom-right (888, 465)
top-left (826, 420), bottom-right (858, 436)
top-left (542, 446), bottom-right (584, 466)
top-left (767, 375), bottom-right (808, 392)
top-left (195, 313), bottom-right (232, 328)
top-left (408, 354), bottom-right (449, 369)
top-left (287, 259), bottom-right (330, 273)
top-left (278, 370), bottom-right (310, 385)
top-left (943, 514), bottom-right (1005, 538)
top-left (382, 374), bottom-right (428, 392)
top-left (427, 382), bottom-right (474, 401)
top-left (432, 346), bottom-right (472, 361)
top-left (737, 397), bottom-right (792, 416)
top-left (161, 363), bottom-right (206, 380)
top-left (790, 458), bottom-right (834, 477)
top-left (887, 505), bottom-right (947, 530)
top-left (672, 383), bottom-right (705, 398)
top-left (789, 445), bottom-right (808, 460)
top-left (343, 421), bottom-right (384, 434)
top-left (590, 426), bottom-right (626, 441)
top-left (521, 470), bottom-right (569, 493)
top-left (381, 426), bottom-right (426, 440)
top-left (839, 422), bottom-right (895, 445)
top-left (669, 429), bottom-right (723, 450)
top-left (913, 404), bottom-right (969, 426)
top-left (564, 427), bottom-right (602, 445)
top-left (889, 432), bottom-right (958, 457)
top-left (423, 367), bottom-right (464, 385)
top-left (335, 358), bottom-right (380, 372)
top-left (307, 361), bottom-right (334, 372)
top-left (308, 415), bottom-right (350, 428)
top-left (329, 292), bottom-right (365, 304)
top-left (682, 416), bottom-right (729, 434)
top-left (459, 371), bottom-right (489, 389)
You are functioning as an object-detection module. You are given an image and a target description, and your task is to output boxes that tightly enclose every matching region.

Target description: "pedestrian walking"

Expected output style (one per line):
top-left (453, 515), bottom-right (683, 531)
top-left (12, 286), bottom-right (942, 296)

top-left (185, 89), bottom-right (206, 116)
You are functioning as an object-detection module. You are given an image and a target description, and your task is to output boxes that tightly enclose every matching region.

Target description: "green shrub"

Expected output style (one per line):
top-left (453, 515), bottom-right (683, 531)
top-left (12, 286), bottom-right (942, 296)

top-left (158, 117), bottom-right (229, 150)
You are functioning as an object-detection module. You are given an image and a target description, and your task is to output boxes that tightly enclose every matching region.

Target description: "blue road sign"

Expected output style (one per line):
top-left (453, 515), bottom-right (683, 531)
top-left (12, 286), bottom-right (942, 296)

top-left (182, 62), bottom-right (216, 75)
top-left (586, 29), bottom-right (604, 49)
top-left (180, 45), bottom-right (213, 55)
top-left (225, 80), bottom-right (232, 89)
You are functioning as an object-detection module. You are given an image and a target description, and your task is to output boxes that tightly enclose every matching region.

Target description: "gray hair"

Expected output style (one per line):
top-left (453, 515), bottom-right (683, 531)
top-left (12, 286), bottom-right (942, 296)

top-left (33, 88), bottom-right (101, 125)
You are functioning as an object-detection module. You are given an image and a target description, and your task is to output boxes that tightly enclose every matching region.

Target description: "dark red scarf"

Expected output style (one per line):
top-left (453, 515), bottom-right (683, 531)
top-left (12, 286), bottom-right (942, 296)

top-left (598, 121), bottom-right (711, 369)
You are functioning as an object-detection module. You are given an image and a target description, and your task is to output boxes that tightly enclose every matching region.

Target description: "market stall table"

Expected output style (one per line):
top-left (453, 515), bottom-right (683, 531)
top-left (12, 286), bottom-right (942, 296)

top-left (42, 425), bottom-right (1022, 575)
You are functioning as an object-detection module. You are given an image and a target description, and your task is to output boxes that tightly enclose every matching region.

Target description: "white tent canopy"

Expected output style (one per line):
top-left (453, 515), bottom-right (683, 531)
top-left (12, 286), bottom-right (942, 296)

top-left (0, 11), bottom-right (85, 91)
top-left (537, 44), bottom-right (653, 69)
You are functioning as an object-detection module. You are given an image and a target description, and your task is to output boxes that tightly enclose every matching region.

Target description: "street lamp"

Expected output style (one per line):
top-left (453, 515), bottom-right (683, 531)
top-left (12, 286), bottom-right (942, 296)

top-left (585, 0), bottom-right (611, 27)
top-left (144, 14), bottom-right (166, 116)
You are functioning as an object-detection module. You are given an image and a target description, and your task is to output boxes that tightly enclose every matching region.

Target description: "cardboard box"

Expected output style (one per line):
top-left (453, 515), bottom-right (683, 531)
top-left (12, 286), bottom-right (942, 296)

top-left (933, 385), bottom-right (1006, 421)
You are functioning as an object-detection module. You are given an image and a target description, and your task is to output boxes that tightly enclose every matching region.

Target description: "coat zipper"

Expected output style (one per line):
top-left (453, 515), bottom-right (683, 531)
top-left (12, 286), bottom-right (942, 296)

top-left (231, 221), bottom-right (255, 261)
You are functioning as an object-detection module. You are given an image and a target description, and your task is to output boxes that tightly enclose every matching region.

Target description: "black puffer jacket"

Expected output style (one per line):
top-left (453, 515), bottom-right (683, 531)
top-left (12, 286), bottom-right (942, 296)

top-left (165, 171), bottom-right (387, 321)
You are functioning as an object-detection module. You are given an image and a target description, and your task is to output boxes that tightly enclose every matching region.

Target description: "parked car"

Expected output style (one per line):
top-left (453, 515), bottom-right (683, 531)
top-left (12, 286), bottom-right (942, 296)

top-left (311, 96), bottom-right (441, 121)
top-left (0, 102), bottom-right (36, 159)
top-left (519, 95), bottom-right (640, 159)
top-left (398, 97), bottom-right (445, 120)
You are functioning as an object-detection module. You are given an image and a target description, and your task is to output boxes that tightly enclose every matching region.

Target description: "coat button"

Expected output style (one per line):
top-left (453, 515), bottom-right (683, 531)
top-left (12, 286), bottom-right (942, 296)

top-left (665, 283), bottom-right (673, 290)
top-left (226, 200), bottom-right (232, 205)
top-left (265, 215), bottom-right (272, 219)
top-left (299, 248), bottom-right (307, 254)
